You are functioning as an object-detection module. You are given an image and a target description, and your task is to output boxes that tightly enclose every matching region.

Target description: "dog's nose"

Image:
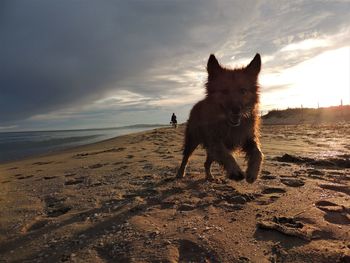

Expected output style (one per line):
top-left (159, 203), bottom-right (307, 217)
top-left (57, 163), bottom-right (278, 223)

top-left (231, 106), bottom-right (241, 115)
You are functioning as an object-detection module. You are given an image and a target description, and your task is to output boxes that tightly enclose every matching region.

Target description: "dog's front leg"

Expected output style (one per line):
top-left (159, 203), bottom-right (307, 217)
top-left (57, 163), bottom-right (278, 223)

top-left (204, 152), bottom-right (215, 181)
top-left (244, 139), bottom-right (263, 183)
top-left (208, 144), bottom-right (244, 181)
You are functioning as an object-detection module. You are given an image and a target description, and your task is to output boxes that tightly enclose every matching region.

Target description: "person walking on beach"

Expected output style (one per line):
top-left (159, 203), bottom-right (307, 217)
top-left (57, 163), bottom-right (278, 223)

top-left (170, 113), bottom-right (177, 128)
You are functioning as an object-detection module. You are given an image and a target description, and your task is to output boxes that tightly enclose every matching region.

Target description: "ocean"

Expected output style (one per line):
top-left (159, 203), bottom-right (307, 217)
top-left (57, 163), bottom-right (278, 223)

top-left (0, 125), bottom-right (163, 163)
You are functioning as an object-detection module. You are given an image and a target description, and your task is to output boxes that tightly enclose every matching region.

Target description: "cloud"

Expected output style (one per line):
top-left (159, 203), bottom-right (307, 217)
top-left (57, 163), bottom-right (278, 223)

top-left (0, 1), bottom-right (257, 124)
top-left (1, 0), bottom-right (349, 130)
top-left (280, 38), bottom-right (330, 52)
top-left (0, 125), bottom-right (18, 130)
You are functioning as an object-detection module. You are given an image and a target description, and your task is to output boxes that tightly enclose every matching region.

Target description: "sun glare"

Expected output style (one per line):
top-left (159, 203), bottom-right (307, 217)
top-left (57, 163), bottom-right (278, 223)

top-left (261, 47), bottom-right (350, 110)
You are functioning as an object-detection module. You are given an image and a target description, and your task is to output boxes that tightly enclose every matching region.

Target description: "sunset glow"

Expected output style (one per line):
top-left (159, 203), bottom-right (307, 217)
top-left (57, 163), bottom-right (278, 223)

top-left (261, 46), bottom-right (350, 110)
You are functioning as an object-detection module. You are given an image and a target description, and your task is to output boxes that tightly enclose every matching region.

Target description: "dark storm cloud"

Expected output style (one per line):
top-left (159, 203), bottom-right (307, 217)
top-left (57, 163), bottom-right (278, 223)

top-left (0, 0), bottom-right (257, 123)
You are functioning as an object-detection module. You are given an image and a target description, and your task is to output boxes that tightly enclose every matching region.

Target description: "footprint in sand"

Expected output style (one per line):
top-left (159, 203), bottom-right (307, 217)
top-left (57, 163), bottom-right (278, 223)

top-left (177, 203), bottom-right (197, 211)
top-left (160, 201), bottom-right (177, 210)
top-left (44, 196), bottom-right (71, 217)
top-left (89, 181), bottom-right (103, 187)
top-left (261, 174), bottom-right (277, 180)
top-left (261, 187), bottom-right (286, 194)
top-left (315, 200), bottom-right (350, 225)
top-left (280, 177), bottom-right (305, 187)
top-left (210, 185), bottom-right (259, 211)
top-left (307, 169), bottom-right (327, 181)
top-left (327, 171), bottom-right (350, 182)
top-left (319, 184), bottom-right (350, 196)
top-left (177, 239), bottom-right (220, 263)
top-left (255, 187), bottom-right (287, 205)
top-left (76, 147), bottom-right (126, 157)
top-left (65, 177), bottom-right (86, 185)
top-left (43, 176), bottom-right (57, 180)
top-left (143, 163), bottom-right (153, 170)
top-left (155, 148), bottom-right (166, 154)
top-left (118, 165), bottom-right (129, 170)
top-left (22, 218), bottom-right (51, 233)
top-left (161, 155), bottom-right (174, 159)
top-left (308, 168), bottom-right (325, 176)
top-left (260, 170), bottom-right (276, 180)
top-left (96, 242), bottom-right (132, 262)
top-left (88, 163), bottom-right (108, 169)
top-left (112, 161), bottom-right (124, 166)
top-left (64, 173), bottom-right (76, 177)
top-left (1, 180), bottom-right (11, 184)
top-left (32, 161), bottom-right (53, 165)
top-left (17, 175), bottom-right (34, 180)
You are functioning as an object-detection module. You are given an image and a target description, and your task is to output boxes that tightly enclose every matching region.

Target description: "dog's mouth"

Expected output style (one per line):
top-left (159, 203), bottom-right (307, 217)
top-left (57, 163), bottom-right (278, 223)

top-left (227, 112), bottom-right (241, 127)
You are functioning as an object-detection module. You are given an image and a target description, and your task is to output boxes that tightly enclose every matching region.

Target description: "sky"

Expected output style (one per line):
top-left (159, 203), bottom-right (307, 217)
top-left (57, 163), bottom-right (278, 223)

top-left (1, 0), bottom-right (350, 131)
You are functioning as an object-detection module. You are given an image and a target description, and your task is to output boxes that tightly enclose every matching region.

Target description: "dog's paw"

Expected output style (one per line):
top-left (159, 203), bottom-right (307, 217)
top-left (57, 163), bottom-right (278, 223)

top-left (228, 170), bottom-right (245, 181)
top-left (176, 170), bottom-right (185, 179)
top-left (245, 173), bottom-right (258, 183)
top-left (176, 174), bottom-right (185, 179)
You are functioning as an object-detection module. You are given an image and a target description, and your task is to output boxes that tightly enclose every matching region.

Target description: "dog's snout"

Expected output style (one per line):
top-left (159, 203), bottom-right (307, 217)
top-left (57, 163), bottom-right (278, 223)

top-left (231, 106), bottom-right (241, 115)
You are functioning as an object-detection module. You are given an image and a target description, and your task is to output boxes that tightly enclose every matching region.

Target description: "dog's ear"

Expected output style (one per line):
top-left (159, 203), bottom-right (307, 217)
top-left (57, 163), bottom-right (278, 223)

top-left (207, 54), bottom-right (222, 78)
top-left (245, 53), bottom-right (261, 77)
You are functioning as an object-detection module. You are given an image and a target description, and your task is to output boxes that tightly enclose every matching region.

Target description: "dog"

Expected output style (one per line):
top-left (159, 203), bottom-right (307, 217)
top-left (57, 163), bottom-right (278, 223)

top-left (177, 53), bottom-right (263, 183)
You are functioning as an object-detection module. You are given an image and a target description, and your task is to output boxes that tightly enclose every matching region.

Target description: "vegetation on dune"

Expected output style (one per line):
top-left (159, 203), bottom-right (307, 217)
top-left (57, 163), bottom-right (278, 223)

top-left (262, 105), bottom-right (350, 124)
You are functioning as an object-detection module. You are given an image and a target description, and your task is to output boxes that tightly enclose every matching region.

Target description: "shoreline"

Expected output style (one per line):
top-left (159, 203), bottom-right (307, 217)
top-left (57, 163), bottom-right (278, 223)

top-left (2, 121), bottom-right (348, 165)
top-left (0, 126), bottom-right (166, 165)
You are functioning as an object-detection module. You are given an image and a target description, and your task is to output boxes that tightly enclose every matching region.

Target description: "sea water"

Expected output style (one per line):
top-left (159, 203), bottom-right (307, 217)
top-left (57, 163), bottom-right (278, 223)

top-left (0, 125), bottom-right (163, 163)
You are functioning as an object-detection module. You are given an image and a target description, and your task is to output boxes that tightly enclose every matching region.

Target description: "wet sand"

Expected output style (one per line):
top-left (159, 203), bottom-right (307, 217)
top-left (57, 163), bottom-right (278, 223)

top-left (0, 123), bottom-right (349, 262)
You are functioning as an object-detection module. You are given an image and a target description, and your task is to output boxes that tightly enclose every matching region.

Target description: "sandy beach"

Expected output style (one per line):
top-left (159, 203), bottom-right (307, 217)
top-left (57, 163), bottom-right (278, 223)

top-left (0, 123), bottom-right (349, 263)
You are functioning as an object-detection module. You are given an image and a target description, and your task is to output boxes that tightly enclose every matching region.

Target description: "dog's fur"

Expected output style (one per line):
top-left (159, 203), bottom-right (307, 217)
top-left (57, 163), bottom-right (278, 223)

top-left (177, 54), bottom-right (263, 183)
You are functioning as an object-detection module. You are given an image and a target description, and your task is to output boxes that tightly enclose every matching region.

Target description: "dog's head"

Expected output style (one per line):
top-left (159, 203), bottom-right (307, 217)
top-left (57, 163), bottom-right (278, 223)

top-left (206, 54), bottom-right (261, 126)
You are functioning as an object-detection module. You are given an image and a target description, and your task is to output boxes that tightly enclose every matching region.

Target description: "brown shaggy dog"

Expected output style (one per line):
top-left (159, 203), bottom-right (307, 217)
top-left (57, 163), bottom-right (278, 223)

top-left (177, 54), bottom-right (263, 183)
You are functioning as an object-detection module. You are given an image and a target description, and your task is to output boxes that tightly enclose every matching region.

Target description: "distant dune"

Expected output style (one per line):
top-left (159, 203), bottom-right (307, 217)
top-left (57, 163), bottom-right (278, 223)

top-left (262, 105), bottom-right (350, 125)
